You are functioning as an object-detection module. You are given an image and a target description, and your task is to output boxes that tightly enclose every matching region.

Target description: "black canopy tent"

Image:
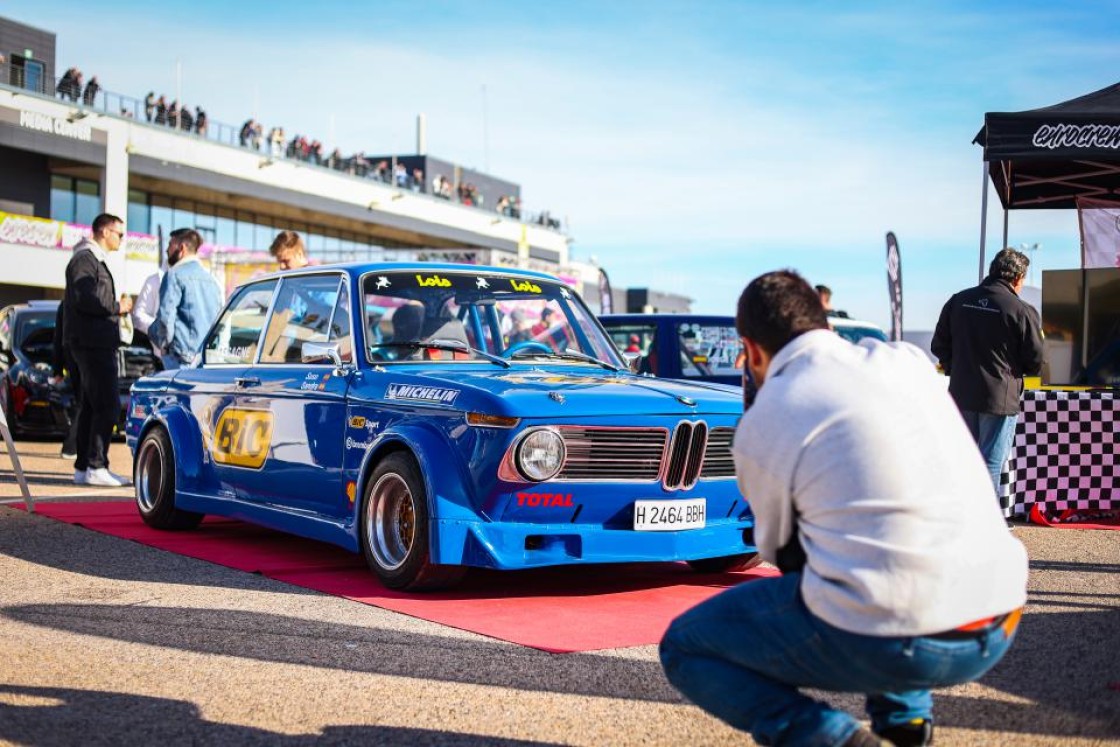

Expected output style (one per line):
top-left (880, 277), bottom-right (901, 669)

top-left (973, 81), bottom-right (1120, 280)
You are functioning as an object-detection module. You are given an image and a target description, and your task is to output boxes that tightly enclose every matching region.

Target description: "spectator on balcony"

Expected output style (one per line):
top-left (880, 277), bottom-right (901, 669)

top-left (411, 168), bottom-right (425, 192)
top-left (56, 68), bottom-right (81, 101)
top-left (374, 160), bottom-right (390, 183)
top-left (195, 106), bottom-right (208, 136)
top-left (155, 96), bottom-right (168, 125)
top-left (394, 162), bottom-right (408, 188)
top-left (269, 127), bottom-right (284, 158)
top-left (327, 147), bottom-right (343, 170)
top-left (179, 105), bottom-right (194, 132)
top-left (168, 100), bottom-right (180, 128)
top-left (144, 92), bottom-right (156, 122)
top-left (81, 76), bottom-right (100, 106)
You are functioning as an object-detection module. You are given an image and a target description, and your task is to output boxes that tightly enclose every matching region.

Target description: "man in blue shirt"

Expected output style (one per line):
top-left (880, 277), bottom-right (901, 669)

top-left (149, 229), bottom-right (224, 369)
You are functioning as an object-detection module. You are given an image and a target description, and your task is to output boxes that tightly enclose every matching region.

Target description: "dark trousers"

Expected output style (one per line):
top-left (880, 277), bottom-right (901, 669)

top-left (72, 346), bottom-right (119, 472)
top-left (62, 350), bottom-right (82, 457)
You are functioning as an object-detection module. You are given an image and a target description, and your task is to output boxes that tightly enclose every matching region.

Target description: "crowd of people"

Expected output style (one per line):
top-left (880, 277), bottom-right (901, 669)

top-left (55, 67), bottom-right (100, 106)
top-left (50, 65), bottom-right (563, 228)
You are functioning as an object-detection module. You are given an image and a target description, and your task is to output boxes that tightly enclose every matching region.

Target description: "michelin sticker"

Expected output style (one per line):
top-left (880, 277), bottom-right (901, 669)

top-left (386, 383), bottom-right (461, 405)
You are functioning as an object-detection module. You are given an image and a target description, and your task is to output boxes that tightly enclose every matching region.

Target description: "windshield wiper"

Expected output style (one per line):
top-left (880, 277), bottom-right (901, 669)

top-left (509, 347), bottom-right (621, 372)
top-left (370, 341), bottom-right (510, 368)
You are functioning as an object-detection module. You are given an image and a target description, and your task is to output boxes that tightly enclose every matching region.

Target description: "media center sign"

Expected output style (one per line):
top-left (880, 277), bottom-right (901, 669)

top-left (18, 110), bottom-right (93, 142)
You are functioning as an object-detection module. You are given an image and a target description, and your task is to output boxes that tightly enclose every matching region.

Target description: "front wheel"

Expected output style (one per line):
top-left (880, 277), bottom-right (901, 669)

top-left (360, 452), bottom-right (466, 591)
top-left (687, 552), bottom-right (763, 574)
top-left (134, 427), bottom-right (203, 530)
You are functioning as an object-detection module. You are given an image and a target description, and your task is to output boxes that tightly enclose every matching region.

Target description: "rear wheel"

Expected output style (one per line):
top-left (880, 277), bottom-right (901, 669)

top-left (134, 427), bottom-right (203, 530)
top-left (687, 552), bottom-right (763, 574)
top-left (360, 451), bottom-right (466, 591)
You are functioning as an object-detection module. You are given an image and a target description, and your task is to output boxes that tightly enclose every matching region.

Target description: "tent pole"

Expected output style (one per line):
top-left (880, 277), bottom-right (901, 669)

top-left (1001, 207), bottom-right (1009, 252)
top-left (979, 161), bottom-right (989, 282)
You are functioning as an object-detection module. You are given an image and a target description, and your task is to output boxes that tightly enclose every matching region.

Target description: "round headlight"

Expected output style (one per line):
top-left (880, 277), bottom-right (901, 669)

top-left (515, 428), bottom-right (565, 482)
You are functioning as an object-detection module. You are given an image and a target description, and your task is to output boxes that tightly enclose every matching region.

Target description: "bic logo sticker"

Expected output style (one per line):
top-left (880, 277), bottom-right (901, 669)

top-left (416, 274), bottom-right (451, 287)
top-left (212, 408), bottom-right (274, 469)
top-left (509, 279), bottom-right (542, 293)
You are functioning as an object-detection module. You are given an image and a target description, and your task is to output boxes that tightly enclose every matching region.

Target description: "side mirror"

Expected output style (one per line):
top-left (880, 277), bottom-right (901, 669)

top-left (301, 341), bottom-right (343, 367)
top-left (621, 350), bottom-right (642, 373)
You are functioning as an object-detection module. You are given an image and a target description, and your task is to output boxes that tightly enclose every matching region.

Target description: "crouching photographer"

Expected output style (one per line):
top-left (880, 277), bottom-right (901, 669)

top-left (660, 270), bottom-right (1028, 747)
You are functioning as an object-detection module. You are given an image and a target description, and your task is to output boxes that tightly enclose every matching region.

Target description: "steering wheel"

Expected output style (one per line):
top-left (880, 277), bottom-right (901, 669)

top-left (503, 340), bottom-right (553, 358)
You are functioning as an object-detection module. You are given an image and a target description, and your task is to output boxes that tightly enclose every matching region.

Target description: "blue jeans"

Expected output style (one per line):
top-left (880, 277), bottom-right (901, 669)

top-left (959, 410), bottom-right (1018, 499)
top-left (660, 572), bottom-right (1017, 746)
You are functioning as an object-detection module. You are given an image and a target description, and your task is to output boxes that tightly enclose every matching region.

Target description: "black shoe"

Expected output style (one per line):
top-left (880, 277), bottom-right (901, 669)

top-left (843, 727), bottom-right (889, 747)
top-left (876, 718), bottom-right (933, 747)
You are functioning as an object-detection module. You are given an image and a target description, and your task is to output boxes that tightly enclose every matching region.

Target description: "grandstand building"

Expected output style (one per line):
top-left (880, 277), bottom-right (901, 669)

top-left (0, 15), bottom-right (620, 311)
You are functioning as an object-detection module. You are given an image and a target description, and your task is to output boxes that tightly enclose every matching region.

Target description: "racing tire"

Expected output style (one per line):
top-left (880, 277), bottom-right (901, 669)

top-left (686, 552), bottom-right (763, 574)
top-left (134, 427), bottom-right (203, 530)
top-left (360, 451), bottom-right (466, 591)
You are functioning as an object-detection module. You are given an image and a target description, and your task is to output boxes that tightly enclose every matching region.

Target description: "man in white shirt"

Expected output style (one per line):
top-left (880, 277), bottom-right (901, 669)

top-left (660, 270), bottom-right (1028, 747)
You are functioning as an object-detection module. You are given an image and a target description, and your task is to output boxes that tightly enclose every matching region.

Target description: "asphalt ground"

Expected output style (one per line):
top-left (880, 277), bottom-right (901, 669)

top-left (1, 438), bottom-right (1118, 746)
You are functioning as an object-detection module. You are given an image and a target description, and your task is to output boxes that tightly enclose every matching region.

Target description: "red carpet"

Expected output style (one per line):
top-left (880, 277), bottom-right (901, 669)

top-left (25, 501), bottom-right (776, 653)
top-left (1028, 504), bottom-right (1120, 530)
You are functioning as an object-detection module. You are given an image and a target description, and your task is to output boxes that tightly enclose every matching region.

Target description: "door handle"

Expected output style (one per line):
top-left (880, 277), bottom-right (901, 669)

top-left (234, 376), bottom-right (261, 388)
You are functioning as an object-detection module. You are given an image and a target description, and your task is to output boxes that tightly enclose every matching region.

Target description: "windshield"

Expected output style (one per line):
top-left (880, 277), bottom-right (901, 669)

top-left (360, 270), bottom-right (621, 366)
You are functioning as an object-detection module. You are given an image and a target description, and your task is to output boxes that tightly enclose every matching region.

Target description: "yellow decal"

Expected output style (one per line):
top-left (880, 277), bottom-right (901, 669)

top-left (509, 279), bottom-right (542, 293)
top-left (349, 415), bottom-right (367, 429)
top-left (416, 274), bottom-right (452, 287)
top-left (211, 408), bottom-right (274, 469)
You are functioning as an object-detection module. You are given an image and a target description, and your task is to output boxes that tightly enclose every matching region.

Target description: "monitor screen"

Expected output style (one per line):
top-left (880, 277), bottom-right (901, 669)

top-left (1042, 268), bottom-right (1120, 386)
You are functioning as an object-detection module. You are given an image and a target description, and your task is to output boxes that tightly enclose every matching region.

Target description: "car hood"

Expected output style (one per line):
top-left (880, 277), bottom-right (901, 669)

top-left (357, 365), bottom-right (743, 417)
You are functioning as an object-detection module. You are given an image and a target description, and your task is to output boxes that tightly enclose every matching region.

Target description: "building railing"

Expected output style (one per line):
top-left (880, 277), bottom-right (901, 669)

top-left (0, 61), bottom-right (568, 235)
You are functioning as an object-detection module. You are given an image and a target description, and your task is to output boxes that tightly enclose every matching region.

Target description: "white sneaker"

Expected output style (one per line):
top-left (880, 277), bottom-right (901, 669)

top-left (85, 468), bottom-right (130, 487)
top-left (74, 470), bottom-right (89, 485)
top-left (61, 451), bottom-right (77, 460)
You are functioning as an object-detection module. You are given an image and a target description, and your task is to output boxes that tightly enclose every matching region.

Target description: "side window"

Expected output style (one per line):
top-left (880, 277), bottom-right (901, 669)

top-left (327, 280), bottom-right (353, 363)
top-left (203, 280), bottom-right (277, 364)
top-left (259, 274), bottom-right (343, 364)
top-left (677, 322), bottom-right (741, 378)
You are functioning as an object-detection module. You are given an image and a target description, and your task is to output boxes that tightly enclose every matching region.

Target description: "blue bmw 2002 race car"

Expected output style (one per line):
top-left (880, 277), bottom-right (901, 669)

top-left (126, 263), bottom-right (758, 590)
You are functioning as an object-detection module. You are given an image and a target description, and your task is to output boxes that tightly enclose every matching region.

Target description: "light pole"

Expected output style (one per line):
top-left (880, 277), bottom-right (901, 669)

top-left (1019, 242), bottom-right (1041, 286)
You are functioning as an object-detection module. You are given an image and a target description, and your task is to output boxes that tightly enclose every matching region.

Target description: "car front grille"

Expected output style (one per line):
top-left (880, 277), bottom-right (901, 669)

top-left (553, 422), bottom-right (736, 484)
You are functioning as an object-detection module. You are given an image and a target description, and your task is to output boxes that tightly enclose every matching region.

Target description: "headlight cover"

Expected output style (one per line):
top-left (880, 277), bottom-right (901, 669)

top-left (515, 428), bottom-right (565, 482)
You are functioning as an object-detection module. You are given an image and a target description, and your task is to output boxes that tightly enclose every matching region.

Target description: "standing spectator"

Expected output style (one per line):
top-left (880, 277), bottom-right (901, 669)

top-left (63, 213), bottom-right (134, 487)
top-left (815, 284), bottom-right (833, 311)
top-left (411, 167), bottom-right (424, 192)
top-left (55, 68), bottom-right (75, 99)
top-left (326, 147), bottom-right (343, 170)
top-left (660, 270), bottom-right (1028, 747)
top-left (194, 106), bottom-right (208, 136)
top-left (167, 100), bottom-right (179, 128)
top-left (239, 118), bottom-right (254, 146)
top-left (70, 70), bottom-right (83, 102)
top-left (931, 247), bottom-right (1044, 501)
top-left (269, 127), bottom-right (284, 158)
top-left (268, 230), bottom-right (308, 270)
top-left (531, 307), bottom-right (554, 336)
top-left (394, 162), bottom-right (408, 188)
top-left (144, 91), bottom-right (156, 122)
top-left (81, 75), bottom-right (100, 106)
top-left (155, 95), bottom-right (168, 125)
top-left (148, 229), bottom-right (224, 369)
top-left (251, 121), bottom-right (263, 150)
top-left (51, 301), bottom-right (80, 461)
top-left (179, 104), bottom-right (194, 132)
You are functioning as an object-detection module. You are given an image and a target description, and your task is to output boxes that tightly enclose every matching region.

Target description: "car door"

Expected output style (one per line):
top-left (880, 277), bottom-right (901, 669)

top-left (184, 278), bottom-right (277, 500)
top-left (232, 272), bottom-right (354, 519)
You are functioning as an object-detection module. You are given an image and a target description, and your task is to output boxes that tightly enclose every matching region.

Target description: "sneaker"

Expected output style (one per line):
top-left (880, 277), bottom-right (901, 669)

top-left (85, 467), bottom-right (130, 487)
top-left (61, 451), bottom-right (77, 460)
top-left (876, 718), bottom-right (933, 747)
top-left (73, 469), bottom-right (89, 485)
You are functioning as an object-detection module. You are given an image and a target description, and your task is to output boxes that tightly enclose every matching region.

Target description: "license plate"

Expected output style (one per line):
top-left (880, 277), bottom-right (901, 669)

top-left (634, 498), bottom-right (706, 531)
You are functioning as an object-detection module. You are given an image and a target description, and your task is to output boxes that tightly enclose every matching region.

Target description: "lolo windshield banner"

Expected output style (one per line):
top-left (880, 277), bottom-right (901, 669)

top-left (885, 232), bottom-right (903, 342)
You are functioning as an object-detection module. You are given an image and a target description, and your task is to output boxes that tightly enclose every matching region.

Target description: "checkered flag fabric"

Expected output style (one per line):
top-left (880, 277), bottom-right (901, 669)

top-left (1001, 390), bottom-right (1118, 517)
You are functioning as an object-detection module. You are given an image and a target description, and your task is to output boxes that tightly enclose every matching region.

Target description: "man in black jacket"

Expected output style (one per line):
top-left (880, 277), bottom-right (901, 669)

top-left (64, 213), bottom-right (134, 487)
top-left (932, 248), bottom-right (1044, 502)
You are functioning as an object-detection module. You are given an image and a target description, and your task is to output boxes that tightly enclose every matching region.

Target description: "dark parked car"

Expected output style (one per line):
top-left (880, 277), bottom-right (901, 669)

top-left (600, 314), bottom-right (743, 387)
top-left (0, 300), bottom-right (162, 437)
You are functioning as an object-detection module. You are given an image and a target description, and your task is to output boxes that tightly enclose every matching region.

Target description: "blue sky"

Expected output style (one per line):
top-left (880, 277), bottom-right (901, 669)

top-left (11, 1), bottom-right (1120, 330)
